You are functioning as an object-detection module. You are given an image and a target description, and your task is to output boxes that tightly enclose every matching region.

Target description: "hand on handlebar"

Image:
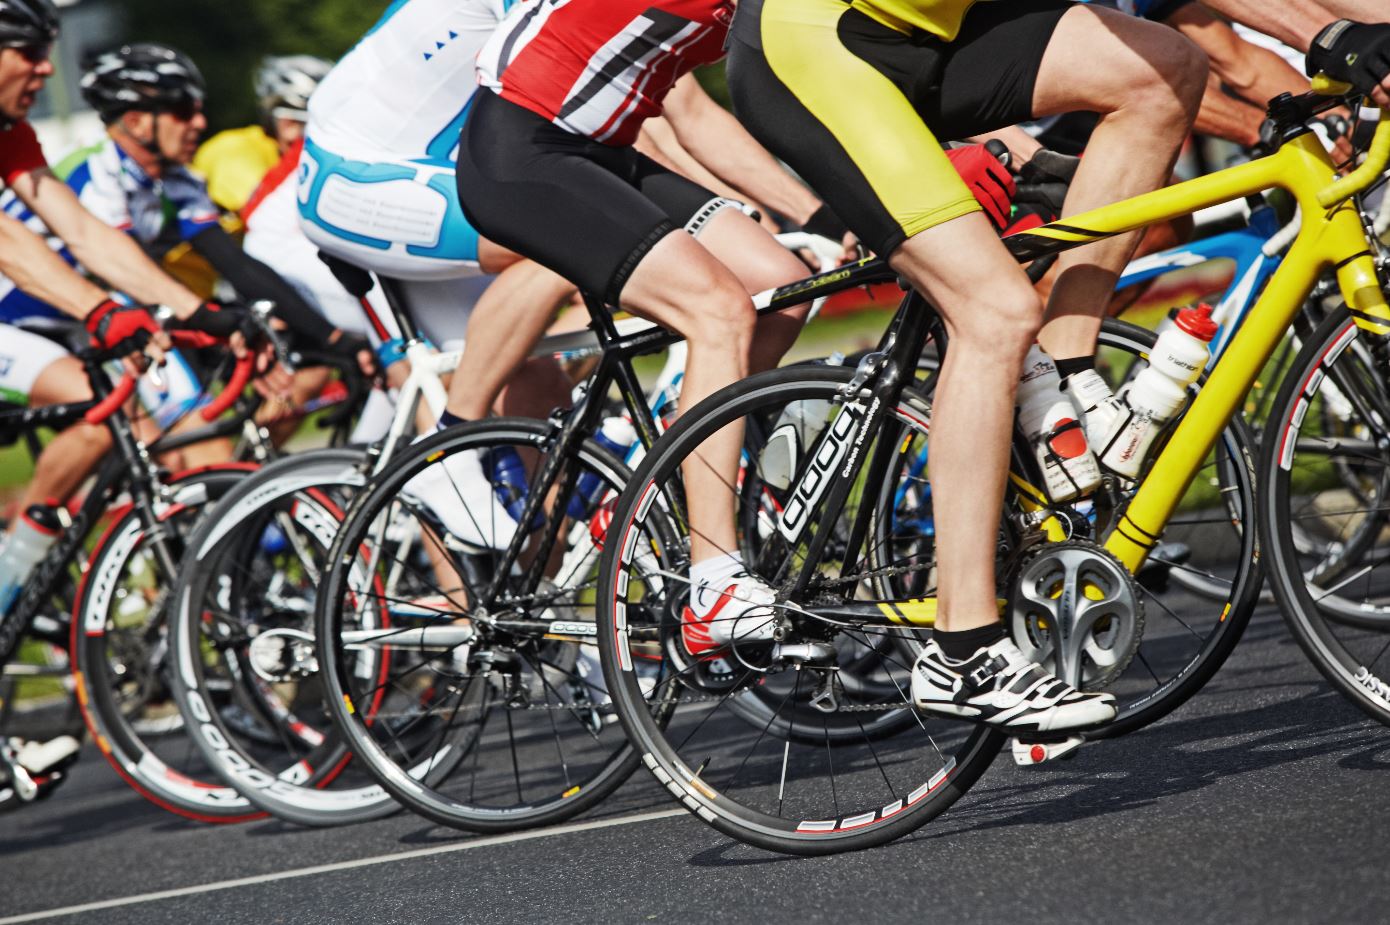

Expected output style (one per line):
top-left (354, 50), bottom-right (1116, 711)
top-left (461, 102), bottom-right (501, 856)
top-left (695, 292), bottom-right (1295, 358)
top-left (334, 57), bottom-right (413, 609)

top-left (85, 298), bottom-right (170, 373)
top-left (324, 328), bottom-right (378, 379)
top-left (1308, 21), bottom-right (1390, 108)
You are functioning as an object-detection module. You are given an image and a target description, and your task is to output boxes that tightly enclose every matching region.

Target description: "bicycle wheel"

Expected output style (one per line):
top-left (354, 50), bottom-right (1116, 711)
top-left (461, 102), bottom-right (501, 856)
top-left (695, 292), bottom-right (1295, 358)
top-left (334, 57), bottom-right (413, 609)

top-left (597, 365), bottom-right (1002, 855)
top-left (72, 465), bottom-right (259, 822)
top-left (169, 448), bottom-right (404, 826)
top-left (1261, 307), bottom-right (1390, 725)
top-left (316, 419), bottom-right (655, 832)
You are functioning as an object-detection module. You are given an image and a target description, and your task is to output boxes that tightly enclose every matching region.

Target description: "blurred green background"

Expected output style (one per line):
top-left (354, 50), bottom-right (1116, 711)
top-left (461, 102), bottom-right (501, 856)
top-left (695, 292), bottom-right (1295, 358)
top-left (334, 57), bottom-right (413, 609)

top-left (115, 1), bottom-right (731, 133)
top-left (122, 0), bottom-right (392, 131)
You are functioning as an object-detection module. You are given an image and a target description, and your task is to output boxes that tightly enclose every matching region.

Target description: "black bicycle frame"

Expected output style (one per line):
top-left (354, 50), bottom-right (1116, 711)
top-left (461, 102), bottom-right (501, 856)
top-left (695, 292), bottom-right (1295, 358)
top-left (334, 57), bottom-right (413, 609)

top-left (481, 260), bottom-right (905, 605)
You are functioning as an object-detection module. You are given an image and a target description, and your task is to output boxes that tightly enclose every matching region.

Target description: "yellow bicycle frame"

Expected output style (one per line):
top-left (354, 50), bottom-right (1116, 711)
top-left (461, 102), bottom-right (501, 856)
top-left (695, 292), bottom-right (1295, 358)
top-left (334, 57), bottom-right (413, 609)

top-left (1005, 116), bottom-right (1390, 575)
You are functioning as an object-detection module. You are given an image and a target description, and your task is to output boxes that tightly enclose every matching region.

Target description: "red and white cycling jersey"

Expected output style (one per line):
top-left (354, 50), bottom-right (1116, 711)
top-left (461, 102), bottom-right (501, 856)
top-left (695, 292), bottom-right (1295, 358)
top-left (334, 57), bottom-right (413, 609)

top-left (0, 121), bottom-right (48, 186)
top-left (476, 0), bottom-right (734, 147)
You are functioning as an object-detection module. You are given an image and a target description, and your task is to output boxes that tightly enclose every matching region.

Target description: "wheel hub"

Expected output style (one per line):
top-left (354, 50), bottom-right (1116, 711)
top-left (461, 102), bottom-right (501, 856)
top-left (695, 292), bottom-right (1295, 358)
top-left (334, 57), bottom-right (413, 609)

top-left (1007, 539), bottom-right (1143, 690)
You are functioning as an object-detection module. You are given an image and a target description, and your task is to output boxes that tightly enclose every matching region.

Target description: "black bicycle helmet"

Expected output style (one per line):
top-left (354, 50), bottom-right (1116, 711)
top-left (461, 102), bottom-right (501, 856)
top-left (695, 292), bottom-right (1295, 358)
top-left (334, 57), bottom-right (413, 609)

top-left (80, 42), bottom-right (206, 123)
top-left (0, 0), bottom-right (58, 48)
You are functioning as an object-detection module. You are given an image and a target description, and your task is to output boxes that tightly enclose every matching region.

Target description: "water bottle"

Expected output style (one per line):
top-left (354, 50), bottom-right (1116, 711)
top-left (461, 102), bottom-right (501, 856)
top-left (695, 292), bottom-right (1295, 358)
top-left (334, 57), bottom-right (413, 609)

top-left (1017, 345), bottom-right (1100, 502)
top-left (569, 416), bottom-right (637, 518)
top-left (758, 353), bottom-right (844, 490)
top-left (484, 446), bottom-right (534, 526)
top-left (0, 502), bottom-right (62, 616)
top-left (1097, 304), bottom-right (1218, 478)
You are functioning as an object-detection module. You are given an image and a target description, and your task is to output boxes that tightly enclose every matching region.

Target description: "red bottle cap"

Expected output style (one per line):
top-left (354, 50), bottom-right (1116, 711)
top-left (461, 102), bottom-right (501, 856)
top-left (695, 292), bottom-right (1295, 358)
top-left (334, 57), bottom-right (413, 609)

top-left (1175, 304), bottom-right (1218, 342)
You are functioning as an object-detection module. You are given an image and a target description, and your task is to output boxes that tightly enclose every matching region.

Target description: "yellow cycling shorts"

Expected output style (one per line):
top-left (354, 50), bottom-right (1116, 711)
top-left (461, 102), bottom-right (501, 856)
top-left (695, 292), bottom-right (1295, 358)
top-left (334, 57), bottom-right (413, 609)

top-left (727, 0), bottom-right (1070, 256)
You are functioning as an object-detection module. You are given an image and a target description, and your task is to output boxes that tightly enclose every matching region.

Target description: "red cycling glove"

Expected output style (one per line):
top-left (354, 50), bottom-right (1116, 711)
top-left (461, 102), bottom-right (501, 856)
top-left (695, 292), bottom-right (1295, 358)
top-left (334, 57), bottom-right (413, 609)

top-left (85, 298), bottom-right (159, 350)
top-left (945, 145), bottom-right (1016, 232)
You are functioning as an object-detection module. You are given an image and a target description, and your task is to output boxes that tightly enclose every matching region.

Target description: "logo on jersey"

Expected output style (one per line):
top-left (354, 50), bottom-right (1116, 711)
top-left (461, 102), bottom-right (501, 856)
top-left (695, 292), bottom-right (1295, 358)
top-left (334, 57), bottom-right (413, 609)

top-left (713, 2), bottom-right (734, 26)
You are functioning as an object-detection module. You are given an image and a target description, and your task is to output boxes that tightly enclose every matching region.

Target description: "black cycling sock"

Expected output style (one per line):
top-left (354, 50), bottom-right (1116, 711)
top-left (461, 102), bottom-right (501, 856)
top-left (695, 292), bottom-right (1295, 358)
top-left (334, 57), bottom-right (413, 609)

top-left (933, 624), bottom-right (1007, 662)
top-left (436, 411), bottom-right (469, 432)
top-left (1055, 355), bottom-right (1096, 380)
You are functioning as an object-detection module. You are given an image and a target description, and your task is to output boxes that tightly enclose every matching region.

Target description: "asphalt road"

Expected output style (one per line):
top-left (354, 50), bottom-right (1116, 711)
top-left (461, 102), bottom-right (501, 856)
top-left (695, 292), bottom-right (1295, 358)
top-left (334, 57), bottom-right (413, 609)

top-left (4, 603), bottom-right (1390, 925)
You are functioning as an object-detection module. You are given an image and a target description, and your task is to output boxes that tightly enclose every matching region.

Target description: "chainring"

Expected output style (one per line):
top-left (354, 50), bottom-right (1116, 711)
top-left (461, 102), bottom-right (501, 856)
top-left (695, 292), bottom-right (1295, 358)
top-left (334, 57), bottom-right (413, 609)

top-left (1006, 539), bottom-right (1145, 691)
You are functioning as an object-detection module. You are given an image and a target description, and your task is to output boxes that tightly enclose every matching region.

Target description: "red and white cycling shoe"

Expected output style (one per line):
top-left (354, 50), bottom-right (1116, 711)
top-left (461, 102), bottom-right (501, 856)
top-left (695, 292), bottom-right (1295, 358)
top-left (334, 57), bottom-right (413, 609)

top-left (680, 572), bottom-right (779, 658)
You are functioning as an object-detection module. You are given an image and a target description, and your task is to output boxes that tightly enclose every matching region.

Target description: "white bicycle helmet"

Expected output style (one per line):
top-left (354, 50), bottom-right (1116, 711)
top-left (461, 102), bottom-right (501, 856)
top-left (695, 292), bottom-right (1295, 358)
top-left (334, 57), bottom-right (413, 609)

top-left (255, 54), bottom-right (332, 121)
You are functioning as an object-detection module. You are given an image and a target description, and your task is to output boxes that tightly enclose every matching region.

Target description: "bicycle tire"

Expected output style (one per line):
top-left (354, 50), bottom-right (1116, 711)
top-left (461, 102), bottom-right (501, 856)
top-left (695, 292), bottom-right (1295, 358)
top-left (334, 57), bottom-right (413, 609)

top-left (71, 465), bottom-right (260, 822)
top-left (597, 366), bottom-right (1003, 855)
top-left (169, 448), bottom-right (406, 826)
top-left (1260, 307), bottom-right (1390, 726)
top-left (316, 419), bottom-right (658, 832)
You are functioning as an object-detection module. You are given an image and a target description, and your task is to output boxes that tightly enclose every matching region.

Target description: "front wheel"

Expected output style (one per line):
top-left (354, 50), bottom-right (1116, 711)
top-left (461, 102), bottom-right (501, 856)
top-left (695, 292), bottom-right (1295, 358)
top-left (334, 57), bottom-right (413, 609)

top-left (72, 465), bottom-right (258, 822)
top-left (1260, 308), bottom-right (1390, 726)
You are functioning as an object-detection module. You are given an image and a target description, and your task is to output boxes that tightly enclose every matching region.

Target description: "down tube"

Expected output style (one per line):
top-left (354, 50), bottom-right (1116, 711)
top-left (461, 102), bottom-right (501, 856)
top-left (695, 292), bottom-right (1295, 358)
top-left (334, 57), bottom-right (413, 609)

top-left (1103, 244), bottom-right (1323, 571)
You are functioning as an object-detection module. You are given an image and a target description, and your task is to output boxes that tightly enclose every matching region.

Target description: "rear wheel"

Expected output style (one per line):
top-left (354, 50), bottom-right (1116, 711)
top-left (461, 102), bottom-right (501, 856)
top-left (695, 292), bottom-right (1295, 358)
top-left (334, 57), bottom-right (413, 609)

top-left (169, 449), bottom-right (402, 826)
top-left (597, 366), bottom-right (1001, 855)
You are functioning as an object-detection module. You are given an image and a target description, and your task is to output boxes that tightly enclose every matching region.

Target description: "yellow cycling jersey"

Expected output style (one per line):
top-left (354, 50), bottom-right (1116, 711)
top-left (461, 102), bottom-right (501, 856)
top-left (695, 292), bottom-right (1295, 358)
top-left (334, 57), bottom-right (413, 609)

top-left (192, 125), bottom-right (282, 213)
top-left (849, 0), bottom-right (985, 40)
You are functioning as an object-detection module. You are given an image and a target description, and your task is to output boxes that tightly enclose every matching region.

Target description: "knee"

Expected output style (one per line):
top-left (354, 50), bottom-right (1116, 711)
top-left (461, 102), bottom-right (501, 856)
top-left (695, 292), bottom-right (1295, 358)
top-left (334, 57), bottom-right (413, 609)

top-left (952, 286), bottom-right (1042, 363)
top-left (679, 277), bottom-right (757, 348)
top-left (1132, 34), bottom-right (1207, 124)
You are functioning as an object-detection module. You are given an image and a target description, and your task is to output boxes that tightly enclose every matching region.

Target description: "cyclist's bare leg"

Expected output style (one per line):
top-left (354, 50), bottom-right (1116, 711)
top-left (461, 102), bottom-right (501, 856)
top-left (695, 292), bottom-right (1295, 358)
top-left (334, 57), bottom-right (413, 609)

top-left (890, 213), bottom-right (1043, 631)
top-left (15, 357), bottom-right (111, 520)
top-left (619, 232), bottom-right (764, 564)
top-left (444, 241), bottom-right (575, 422)
top-left (692, 208), bottom-right (813, 372)
top-left (1029, 5), bottom-right (1206, 358)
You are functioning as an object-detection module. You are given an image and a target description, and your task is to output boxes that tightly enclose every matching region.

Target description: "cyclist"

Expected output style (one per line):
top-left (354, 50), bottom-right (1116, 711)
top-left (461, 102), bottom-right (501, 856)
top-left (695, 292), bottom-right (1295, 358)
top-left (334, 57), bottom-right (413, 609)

top-left (63, 43), bottom-right (370, 395)
top-left (725, 0), bottom-right (1390, 731)
top-left (0, 3), bottom-right (261, 512)
top-left (194, 55), bottom-right (332, 214)
top-left (0, 1), bottom-right (257, 795)
top-left (300, 0), bottom-right (861, 547)
top-left (461, 0), bottom-right (935, 651)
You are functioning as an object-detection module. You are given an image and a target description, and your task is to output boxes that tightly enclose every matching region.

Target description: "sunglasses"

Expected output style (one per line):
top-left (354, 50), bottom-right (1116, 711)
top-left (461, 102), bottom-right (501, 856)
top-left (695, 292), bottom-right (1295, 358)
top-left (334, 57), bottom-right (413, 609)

top-left (162, 99), bottom-right (203, 122)
top-left (6, 43), bottom-right (51, 65)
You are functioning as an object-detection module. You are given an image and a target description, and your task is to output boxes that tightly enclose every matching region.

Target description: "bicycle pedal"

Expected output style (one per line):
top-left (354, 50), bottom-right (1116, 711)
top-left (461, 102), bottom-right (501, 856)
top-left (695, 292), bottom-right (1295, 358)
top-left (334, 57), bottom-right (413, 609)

top-left (1010, 735), bottom-right (1084, 766)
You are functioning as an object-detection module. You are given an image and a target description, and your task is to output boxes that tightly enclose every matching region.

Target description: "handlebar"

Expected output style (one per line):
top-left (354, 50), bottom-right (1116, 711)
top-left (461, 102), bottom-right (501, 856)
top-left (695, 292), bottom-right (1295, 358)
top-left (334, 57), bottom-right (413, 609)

top-left (82, 373), bottom-right (139, 426)
top-left (1318, 109), bottom-right (1390, 208)
top-left (200, 352), bottom-right (255, 422)
top-left (83, 329), bottom-right (260, 427)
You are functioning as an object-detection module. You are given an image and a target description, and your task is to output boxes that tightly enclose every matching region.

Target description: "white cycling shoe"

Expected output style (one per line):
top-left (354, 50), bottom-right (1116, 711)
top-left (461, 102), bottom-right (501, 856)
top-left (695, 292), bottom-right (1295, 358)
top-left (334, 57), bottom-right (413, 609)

top-left (681, 571), bottom-right (779, 657)
top-left (402, 447), bottom-right (519, 550)
top-left (912, 637), bottom-right (1116, 733)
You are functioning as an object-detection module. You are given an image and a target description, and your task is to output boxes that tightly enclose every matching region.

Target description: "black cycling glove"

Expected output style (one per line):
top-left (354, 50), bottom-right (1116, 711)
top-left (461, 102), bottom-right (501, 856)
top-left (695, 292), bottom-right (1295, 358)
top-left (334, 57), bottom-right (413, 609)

top-left (1013, 149), bottom-right (1080, 224)
top-left (1307, 20), bottom-right (1390, 97)
top-left (176, 300), bottom-right (252, 340)
top-left (801, 203), bottom-right (850, 242)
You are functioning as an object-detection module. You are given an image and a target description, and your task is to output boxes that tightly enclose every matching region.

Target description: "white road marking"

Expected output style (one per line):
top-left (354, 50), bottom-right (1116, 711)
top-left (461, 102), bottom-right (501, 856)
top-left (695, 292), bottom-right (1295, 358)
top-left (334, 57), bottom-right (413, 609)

top-left (0, 808), bottom-right (687, 924)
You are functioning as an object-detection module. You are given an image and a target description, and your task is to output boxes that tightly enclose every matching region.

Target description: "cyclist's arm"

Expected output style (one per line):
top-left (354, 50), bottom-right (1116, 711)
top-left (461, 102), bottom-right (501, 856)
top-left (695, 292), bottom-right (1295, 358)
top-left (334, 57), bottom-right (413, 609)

top-left (1192, 70), bottom-right (1266, 146)
top-left (9, 167), bottom-right (202, 318)
top-left (636, 118), bottom-right (777, 229)
top-left (662, 73), bottom-right (822, 225)
top-left (1171, 5), bottom-right (1311, 107)
top-left (1199, 0), bottom-right (1380, 51)
top-left (0, 210), bottom-right (110, 319)
top-left (188, 223), bottom-right (335, 343)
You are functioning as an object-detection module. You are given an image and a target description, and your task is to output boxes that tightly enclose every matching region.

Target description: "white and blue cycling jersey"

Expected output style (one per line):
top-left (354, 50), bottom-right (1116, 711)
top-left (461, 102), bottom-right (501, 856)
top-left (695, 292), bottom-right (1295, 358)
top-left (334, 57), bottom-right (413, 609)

top-left (0, 138), bottom-right (220, 327)
top-left (298, 0), bottom-right (517, 280)
top-left (0, 138), bottom-right (217, 425)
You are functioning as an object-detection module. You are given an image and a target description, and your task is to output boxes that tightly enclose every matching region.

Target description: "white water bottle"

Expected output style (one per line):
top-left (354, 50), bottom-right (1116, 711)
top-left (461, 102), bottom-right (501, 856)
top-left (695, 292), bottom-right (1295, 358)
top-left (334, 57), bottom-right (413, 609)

top-left (1017, 345), bottom-right (1100, 502)
top-left (0, 503), bottom-right (62, 616)
top-left (1098, 304), bottom-right (1218, 478)
top-left (758, 354), bottom-right (844, 490)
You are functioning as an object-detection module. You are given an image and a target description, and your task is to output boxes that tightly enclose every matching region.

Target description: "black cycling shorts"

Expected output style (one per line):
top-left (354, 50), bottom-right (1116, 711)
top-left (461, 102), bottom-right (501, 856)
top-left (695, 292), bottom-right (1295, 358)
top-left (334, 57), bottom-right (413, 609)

top-left (728, 0), bottom-right (1071, 257)
top-left (457, 90), bottom-right (719, 305)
